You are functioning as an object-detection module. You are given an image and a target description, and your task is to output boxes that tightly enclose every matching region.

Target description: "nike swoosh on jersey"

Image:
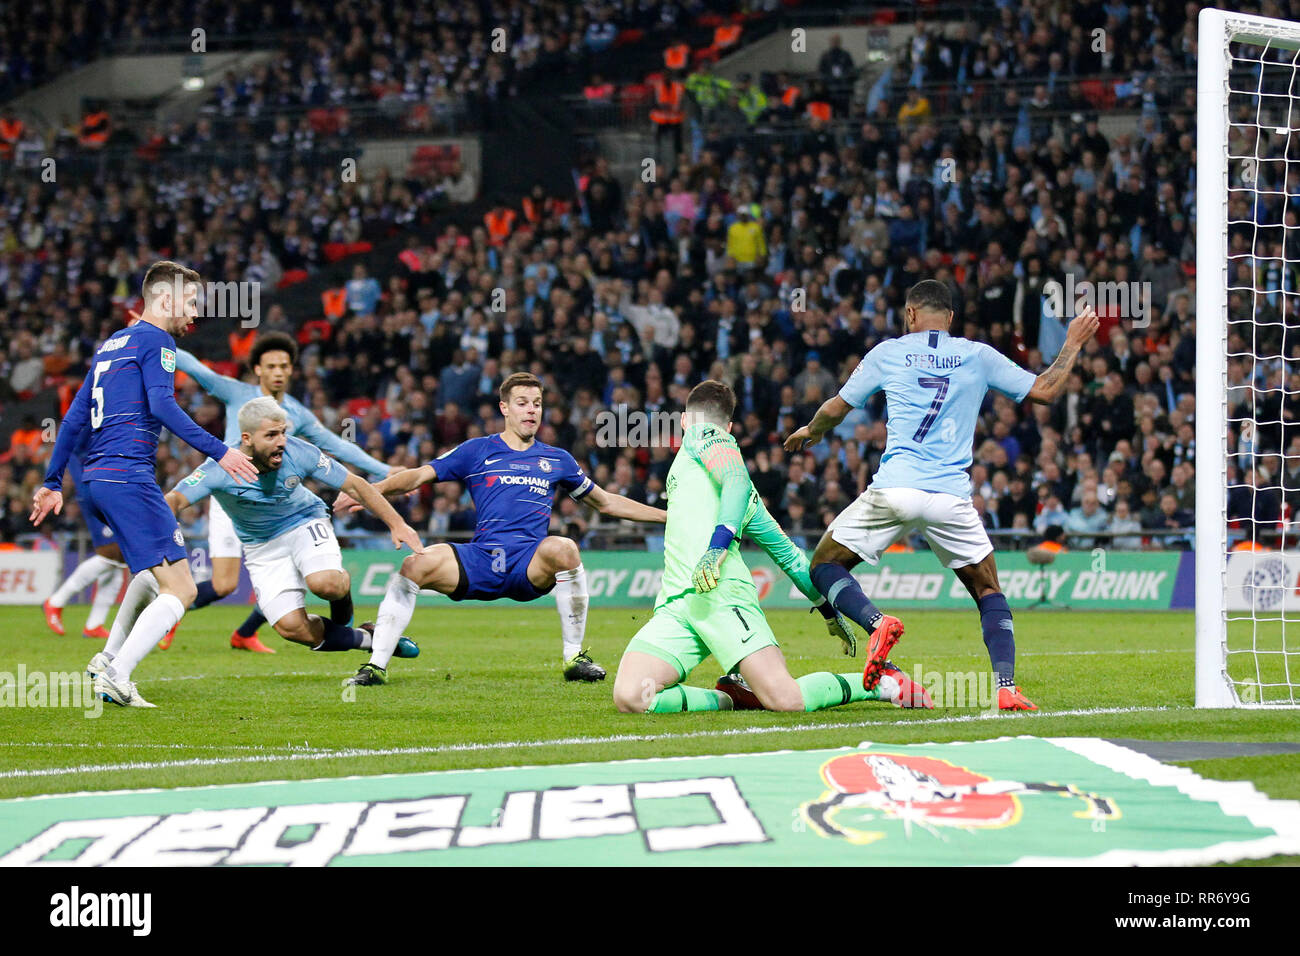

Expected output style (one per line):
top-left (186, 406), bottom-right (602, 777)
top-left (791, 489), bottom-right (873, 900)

top-left (484, 457), bottom-right (503, 464)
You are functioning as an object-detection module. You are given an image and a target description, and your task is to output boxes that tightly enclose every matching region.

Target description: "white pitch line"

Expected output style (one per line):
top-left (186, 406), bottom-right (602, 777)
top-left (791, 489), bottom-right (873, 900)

top-left (1020, 648), bottom-right (1191, 657)
top-left (0, 742), bottom-right (309, 751)
top-left (141, 650), bottom-right (1190, 683)
top-left (0, 704), bottom-right (1179, 780)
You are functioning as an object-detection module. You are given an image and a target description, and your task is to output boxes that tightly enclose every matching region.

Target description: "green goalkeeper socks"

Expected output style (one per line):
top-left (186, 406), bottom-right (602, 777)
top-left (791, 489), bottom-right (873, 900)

top-left (797, 672), bottom-right (884, 712)
top-left (649, 685), bottom-right (733, 712)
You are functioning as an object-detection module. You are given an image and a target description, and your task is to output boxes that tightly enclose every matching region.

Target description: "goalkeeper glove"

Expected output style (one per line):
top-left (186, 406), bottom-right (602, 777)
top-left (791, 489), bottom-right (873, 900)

top-left (815, 601), bottom-right (857, 656)
top-left (692, 525), bottom-right (736, 593)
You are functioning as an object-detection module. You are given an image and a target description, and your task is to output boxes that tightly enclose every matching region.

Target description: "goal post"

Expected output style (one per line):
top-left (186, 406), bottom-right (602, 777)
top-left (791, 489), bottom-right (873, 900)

top-left (1196, 7), bottom-right (1300, 708)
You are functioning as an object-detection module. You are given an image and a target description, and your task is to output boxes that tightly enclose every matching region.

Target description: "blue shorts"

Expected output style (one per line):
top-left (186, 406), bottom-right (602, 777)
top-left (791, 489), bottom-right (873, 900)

top-left (83, 480), bottom-right (188, 574)
top-left (75, 487), bottom-right (116, 549)
top-left (450, 541), bottom-right (551, 603)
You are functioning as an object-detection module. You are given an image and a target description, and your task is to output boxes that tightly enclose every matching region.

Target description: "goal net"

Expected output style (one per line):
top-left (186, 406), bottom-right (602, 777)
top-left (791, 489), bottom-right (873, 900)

top-left (1199, 7), bottom-right (1300, 706)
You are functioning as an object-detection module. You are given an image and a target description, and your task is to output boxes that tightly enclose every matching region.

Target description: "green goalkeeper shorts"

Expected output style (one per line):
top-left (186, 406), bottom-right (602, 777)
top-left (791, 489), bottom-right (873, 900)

top-left (626, 581), bottom-right (777, 678)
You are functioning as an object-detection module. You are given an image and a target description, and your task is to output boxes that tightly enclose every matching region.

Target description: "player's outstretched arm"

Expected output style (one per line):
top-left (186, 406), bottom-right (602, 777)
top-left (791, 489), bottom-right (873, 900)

top-left (786, 394), bottom-right (853, 452)
top-left (339, 472), bottom-right (425, 553)
top-left (31, 374), bottom-right (94, 525)
top-left (41, 373), bottom-right (93, 493)
top-left (333, 464), bottom-right (436, 515)
top-left (743, 497), bottom-right (857, 655)
top-left (295, 410), bottom-right (391, 480)
top-left (163, 490), bottom-right (189, 516)
top-left (141, 343), bottom-right (257, 481)
top-left (1026, 306), bottom-right (1099, 404)
top-left (580, 484), bottom-right (667, 523)
top-left (174, 347), bottom-right (243, 403)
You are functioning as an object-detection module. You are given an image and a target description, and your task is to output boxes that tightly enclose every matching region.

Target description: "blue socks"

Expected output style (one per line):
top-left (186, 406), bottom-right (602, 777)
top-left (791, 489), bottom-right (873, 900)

top-left (192, 579), bottom-right (220, 609)
top-left (313, 619), bottom-right (367, 652)
top-left (810, 563), bottom-right (884, 633)
top-left (236, 608), bottom-right (266, 638)
top-left (978, 592), bottom-right (1016, 688)
top-left (330, 593), bottom-right (354, 626)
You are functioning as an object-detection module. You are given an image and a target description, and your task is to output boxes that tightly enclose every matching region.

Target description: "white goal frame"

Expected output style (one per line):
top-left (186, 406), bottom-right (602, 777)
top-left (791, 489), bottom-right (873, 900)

top-left (1197, 7), bottom-right (1300, 707)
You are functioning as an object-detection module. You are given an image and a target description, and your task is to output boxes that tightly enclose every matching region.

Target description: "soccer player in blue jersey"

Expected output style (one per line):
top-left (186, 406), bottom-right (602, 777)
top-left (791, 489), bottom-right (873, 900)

top-left (333, 371), bottom-right (668, 685)
top-left (41, 431), bottom-right (129, 641)
top-left (31, 260), bottom-right (259, 708)
top-left (165, 397), bottom-right (424, 659)
top-left (159, 331), bottom-right (393, 654)
top-left (786, 280), bottom-right (1098, 711)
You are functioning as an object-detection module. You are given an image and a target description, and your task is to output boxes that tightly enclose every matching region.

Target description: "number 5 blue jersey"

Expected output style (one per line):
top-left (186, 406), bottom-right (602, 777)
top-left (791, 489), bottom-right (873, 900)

top-left (838, 330), bottom-right (1036, 498)
top-left (43, 322), bottom-right (230, 490)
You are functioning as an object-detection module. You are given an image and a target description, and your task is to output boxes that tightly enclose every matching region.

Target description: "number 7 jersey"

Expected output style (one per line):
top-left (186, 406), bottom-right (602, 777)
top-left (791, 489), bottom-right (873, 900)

top-left (839, 330), bottom-right (1036, 498)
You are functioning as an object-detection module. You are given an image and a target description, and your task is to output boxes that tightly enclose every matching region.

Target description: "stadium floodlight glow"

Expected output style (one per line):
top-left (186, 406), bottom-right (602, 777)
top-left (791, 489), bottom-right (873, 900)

top-left (1197, 7), bottom-right (1300, 708)
top-left (181, 54), bottom-right (204, 91)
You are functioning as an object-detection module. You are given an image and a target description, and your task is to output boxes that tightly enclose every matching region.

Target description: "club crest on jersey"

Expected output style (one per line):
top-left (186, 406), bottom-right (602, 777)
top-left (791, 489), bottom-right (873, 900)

top-left (286, 476), bottom-right (300, 489)
top-left (160, 348), bottom-right (176, 373)
top-left (538, 458), bottom-right (553, 473)
top-left (172, 528), bottom-right (184, 547)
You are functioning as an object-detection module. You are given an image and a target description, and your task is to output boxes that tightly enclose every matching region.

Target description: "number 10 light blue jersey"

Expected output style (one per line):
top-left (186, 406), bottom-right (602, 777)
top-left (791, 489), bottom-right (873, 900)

top-left (838, 330), bottom-right (1037, 498)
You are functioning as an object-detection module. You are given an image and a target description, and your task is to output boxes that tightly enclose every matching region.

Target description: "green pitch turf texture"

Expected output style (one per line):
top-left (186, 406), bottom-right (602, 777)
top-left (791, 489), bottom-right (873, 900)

top-left (1, 605), bottom-right (1296, 864)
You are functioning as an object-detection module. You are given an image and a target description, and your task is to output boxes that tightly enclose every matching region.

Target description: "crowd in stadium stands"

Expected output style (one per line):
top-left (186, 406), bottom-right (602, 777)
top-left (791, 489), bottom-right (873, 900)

top-left (4, 0), bottom-right (1297, 554)
top-left (2, 0), bottom-right (718, 139)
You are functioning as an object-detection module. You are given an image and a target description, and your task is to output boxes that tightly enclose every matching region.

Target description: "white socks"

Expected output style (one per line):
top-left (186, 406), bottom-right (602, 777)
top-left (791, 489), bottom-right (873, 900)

top-left (554, 564), bottom-right (588, 661)
top-left (108, 593), bottom-right (184, 684)
top-left (105, 571), bottom-right (159, 657)
top-left (49, 554), bottom-right (116, 608)
top-left (86, 559), bottom-right (127, 631)
top-left (369, 573), bottom-right (419, 670)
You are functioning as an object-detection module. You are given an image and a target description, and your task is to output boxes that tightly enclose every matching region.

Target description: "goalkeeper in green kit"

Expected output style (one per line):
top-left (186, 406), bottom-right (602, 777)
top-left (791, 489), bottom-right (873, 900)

top-left (612, 381), bottom-right (931, 713)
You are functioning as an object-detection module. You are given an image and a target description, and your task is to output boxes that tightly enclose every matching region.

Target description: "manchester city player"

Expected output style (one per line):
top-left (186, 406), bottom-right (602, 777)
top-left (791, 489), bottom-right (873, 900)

top-left (32, 260), bottom-right (259, 708)
top-left (786, 280), bottom-right (1098, 711)
top-left (612, 380), bottom-right (930, 714)
top-left (334, 371), bottom-right (668, 686)
top-left (41, 430), bottom-right (128, 641)
top-left (158, 331), bottom-right (392, 654)
top-left (165, 397), bottom-right (424, 658)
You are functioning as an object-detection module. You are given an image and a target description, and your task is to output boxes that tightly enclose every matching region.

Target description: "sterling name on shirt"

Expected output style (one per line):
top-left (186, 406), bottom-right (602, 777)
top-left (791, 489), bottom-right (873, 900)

top-left (904, 353), bottom-right (965, 369)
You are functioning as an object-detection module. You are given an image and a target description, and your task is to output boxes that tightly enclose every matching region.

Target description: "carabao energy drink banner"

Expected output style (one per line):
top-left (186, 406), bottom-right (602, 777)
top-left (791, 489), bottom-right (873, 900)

top-left (2, 738), bottom-right (1296, 866)
top-left (338, 550), bottom-right (1194, 610)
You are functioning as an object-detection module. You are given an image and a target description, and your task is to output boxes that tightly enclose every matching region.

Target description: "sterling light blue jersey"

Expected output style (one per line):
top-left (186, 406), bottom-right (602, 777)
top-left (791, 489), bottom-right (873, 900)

top-left (172, 435), bottom-right (350, 544)
top-left (839, 330), bottom-right (1037, 498)
top-left (176, 348), bottom-right (388, 479)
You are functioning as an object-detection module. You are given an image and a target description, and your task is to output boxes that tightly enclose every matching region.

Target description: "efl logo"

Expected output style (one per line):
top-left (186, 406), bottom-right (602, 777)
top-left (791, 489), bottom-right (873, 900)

top-left (49, 886), bottom-right (151, 936)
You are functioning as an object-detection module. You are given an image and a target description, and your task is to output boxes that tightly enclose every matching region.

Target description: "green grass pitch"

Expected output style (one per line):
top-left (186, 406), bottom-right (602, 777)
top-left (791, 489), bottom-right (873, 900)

top-left (1, 604), bottom-right (1296, 864)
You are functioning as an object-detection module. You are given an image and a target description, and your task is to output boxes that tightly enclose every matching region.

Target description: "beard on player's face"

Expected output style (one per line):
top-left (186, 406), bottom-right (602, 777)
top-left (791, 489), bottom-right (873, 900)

top-left (248, 435), bottom-right (286, 471)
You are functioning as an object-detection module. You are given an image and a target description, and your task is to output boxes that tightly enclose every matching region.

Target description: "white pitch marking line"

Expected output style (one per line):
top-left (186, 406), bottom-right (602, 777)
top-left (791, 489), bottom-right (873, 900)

top-left (0, 704), bottom-right (1179, 780)
top-left (141, 649), bottom-right (1191, 683)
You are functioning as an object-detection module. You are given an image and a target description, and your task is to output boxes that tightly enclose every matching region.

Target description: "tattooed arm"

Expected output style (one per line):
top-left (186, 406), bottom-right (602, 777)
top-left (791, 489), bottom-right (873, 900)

top-left (1027, 306), bottom-right (1099, 405)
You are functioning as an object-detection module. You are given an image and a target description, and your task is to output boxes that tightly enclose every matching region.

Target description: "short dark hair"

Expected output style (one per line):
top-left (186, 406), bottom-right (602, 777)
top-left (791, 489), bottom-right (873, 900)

top-left (500, 371), bottom-right (543, 403)
top-left (141, 260), bottom-right (200, 302)
top-left (686, 379), bottom-right (736, 423)
top-left (250, 332), bottom-right (299, 368)
top-left (905, 279), bottom-right (953, 314)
